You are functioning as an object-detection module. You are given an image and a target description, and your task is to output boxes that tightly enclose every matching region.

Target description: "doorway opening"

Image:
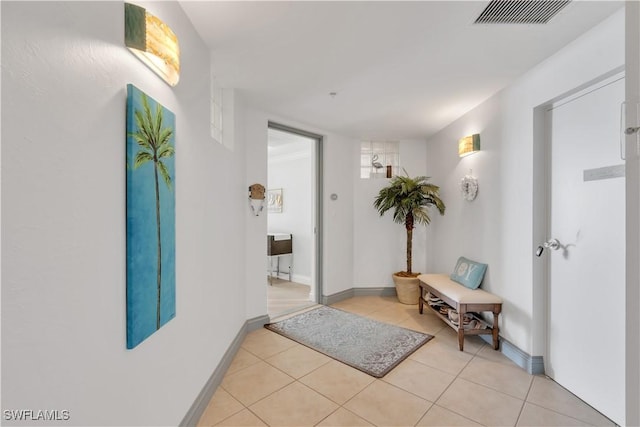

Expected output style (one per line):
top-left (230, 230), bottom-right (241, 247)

top-left (266, 122), bottom-right (323, 318)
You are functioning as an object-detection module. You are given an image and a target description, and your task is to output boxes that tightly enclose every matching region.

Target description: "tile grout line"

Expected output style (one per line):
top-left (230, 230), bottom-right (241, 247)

top-left (199, 389), bottom-right (245, 427)
top-left (512, 373), bottom-right (535, 427)
top-left (345, 300), bottom-right (492, 426)
top-left (528, 376), bottom-right (617, 426)
top-left (335, 379), bottom-right (383, 427)
top-left (217, 298), bottom-right (542, 427)
top-left (427, 341), bottom-right (489, 426)
top-left (452, 363), bottom-right (533, 402)
top-left (523, 400), bottom-right (605, 427)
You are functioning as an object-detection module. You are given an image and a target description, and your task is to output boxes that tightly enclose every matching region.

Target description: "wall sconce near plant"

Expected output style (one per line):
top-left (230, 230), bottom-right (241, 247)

top-left (125, 3), bottom-right (180, 86)
top-left (458, 134), bottom-right (481, 157)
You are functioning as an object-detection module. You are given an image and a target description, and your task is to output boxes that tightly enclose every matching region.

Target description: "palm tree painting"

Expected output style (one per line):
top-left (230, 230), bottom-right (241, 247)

top-left (126, 84), bottom-right (176, 349)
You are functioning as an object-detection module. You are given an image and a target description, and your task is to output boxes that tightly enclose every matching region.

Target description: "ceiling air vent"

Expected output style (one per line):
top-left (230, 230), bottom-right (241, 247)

top-left (474, 0), bottom-right (571, 24)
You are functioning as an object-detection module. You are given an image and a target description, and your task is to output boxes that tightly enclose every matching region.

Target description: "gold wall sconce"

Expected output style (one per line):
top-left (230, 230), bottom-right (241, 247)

top-left (458, 134), bottom-right (480, 157)
top-left (125, 3), bottom-right (180, 86)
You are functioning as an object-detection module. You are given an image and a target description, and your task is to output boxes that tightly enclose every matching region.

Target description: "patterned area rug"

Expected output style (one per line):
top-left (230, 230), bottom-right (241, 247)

top-left (265, 305), bottom-right (433, 378)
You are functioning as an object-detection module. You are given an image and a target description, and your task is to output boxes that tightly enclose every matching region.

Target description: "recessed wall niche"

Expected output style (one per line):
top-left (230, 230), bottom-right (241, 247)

top-left (360, 141), bottom-right (399, 179)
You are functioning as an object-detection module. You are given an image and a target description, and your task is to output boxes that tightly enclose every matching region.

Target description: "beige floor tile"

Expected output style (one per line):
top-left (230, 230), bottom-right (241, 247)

top-left (398, 311), bottom-right (446, 335)
top-left (240, 328), bottom-right (298, 359)
top-left (199, 296), bottom-right (621, 427)
top-left (198, 388), bottom-right (244, 427)
top-left (409, 339), bottom-right (473, 376)
top-left (316, 408), bottom-right (374, 426)
top-left (344, 380), bottom-right (432, 426)
top-left (517, 402), bottom-right (591, 426)
top-left (435, 326), bottom-right (486, 355)
top-left (349, 295), bottom-right (399, 310)
top-left (475, 343), bottom-right (520, 365)
top-left (269, 305), bottom-right (321, 323)
top-left (249, 382), bottom-right (338, 426)
top-left (526, 377), bottom-right (615, 426)
top-left (459, 355), bottom-right (533, 399)
top-left (330, 300), bottom-right (377, 316)
top-left (265, 344), bottom-right (331, 379)
top-left (267, 279), bottom-right (312, 317)
top-left (382, 359), bottom-right (456, 402)
top-left (226, 348), bottom-right (261, 376)
top-left (299, 360), bottom-right (375, 405)
top-left (437, 377), bottom-right (524, 426)
top-left (416, 404), bottom-right (483, 426)
top-left (364, 304), bottom-right (414, 325)
top-left (215, 409), bottom-right (267, 427)
top-left (221, 361), bottom-right (294, 406)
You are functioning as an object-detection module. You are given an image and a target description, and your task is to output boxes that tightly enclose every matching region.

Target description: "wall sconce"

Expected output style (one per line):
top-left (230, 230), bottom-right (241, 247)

top-left (125, 3), bottom-right (180, 87)
top-left (458, 134), bottom-right (481, 157)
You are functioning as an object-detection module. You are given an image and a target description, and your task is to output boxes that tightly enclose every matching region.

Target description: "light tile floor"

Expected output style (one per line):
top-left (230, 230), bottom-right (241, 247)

top-left (198, 295), bottom-right (616, 427)
top-left (267, 278), bottom-right (314, 318)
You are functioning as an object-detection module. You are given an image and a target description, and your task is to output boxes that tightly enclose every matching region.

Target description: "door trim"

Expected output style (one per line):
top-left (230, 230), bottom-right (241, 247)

top-left (267, 121), bottom-right (324, 304)
top-left (532, 68), bottom-right (625, 365)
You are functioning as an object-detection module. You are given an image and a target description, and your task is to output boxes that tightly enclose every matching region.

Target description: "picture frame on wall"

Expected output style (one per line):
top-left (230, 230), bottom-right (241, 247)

top-left (126, 84), bottom-right (176, 349)
top-left (267, 188), bottom-right (283, 213)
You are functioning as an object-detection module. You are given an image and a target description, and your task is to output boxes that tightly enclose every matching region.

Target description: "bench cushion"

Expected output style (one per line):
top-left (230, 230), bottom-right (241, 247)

top-left (418, 274), bottom-right (502, 304)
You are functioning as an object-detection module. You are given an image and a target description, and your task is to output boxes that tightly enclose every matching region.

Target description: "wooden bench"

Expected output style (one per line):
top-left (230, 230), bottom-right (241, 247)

top-left (417, 273), bottom-right (502, 351)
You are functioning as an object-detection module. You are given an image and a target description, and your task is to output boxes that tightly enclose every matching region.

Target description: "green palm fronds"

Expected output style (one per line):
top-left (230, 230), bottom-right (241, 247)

top-left (374, 172), bottom-right (445, 275)
top-left (129, 93), bottom-right (175, 330)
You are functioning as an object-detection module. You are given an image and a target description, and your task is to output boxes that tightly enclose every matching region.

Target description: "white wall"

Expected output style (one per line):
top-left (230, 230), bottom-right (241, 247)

top-left (3, 2), bottom-right (627, 424)
top-left (268, 143), bottom-right (313, 284)
top-left (1, 2), bottom-right (248, 425)
top-left (322, 132), bottom-right (357, 297)
top-left (244, 108), bottom-right (270, 319)
top-left (424, 9), bottom-right (624, 354)
top-left (242, 108), bottom-right (355, 310)
top-left (353, 141), bottom-right (430, 287)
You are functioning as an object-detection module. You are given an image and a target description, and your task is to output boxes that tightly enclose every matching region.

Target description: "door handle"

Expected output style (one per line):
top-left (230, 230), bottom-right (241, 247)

top-left (536, 238), bottom-right (560, 257)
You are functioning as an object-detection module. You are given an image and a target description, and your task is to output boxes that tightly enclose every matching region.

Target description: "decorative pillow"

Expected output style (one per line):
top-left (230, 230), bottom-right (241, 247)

top-left (450, 257), bottom-right (488, 289)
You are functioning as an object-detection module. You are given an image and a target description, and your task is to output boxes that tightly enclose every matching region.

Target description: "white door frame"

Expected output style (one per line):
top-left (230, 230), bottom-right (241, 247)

top-left (267, 121), bottom-right (324, 304)
top-left (540, 69), bottom-right (626, 363)
top-left (532, 68), bottom-right (625, 364)
top-left (542, 73), bottom-right (625, 424)
top-left (533, 5), bottom-right (640, 422)
top-left (624, 3), bottom-right (640, 425)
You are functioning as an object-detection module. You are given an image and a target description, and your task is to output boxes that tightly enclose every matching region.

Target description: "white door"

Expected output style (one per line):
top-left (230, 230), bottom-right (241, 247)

top-left (546, 74), bottom-right (625, 425)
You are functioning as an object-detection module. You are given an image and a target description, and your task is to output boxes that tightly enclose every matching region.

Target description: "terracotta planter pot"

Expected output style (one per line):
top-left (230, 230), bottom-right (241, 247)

top-left (392, 273), bottom-right (420, 304)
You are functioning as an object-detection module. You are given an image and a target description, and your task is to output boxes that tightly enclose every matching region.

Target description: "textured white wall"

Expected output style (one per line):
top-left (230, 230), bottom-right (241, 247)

top-left (424, 9), bottom-right (624, 354)
top-left (353, 141), bottom-right (429, 287)
top-left (242, 108), bottom-right (355, 307)
top-left (1, 2), bottom-right (247, 425)
top-left (321, 133), bottom-right (356, 296)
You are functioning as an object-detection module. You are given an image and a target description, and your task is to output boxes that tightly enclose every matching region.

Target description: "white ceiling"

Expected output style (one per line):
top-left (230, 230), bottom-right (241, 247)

top-left (180, 1), bottom-right (623, 141)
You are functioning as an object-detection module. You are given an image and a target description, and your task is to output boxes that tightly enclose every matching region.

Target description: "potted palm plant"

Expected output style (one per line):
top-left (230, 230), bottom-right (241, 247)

top-left (374, 172), bottom-right (445, 304)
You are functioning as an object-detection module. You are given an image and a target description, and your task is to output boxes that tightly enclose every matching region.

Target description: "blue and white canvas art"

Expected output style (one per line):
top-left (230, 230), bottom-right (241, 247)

top-left (126, 84), bottom-right (176, 349)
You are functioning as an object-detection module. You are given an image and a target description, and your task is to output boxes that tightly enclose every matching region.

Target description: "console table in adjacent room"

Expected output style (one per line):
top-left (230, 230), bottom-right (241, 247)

top-left (267, 233), bottom-right (292, 284)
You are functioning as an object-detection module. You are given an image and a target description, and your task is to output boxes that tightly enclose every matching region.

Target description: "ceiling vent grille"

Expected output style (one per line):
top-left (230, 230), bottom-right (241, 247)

top-left (474, 0), bottom-right (571, 24)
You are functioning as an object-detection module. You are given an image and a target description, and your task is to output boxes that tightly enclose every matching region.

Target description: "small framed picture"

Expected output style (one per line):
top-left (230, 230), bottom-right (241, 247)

top-left (267, 188), bottom-right (283, 213)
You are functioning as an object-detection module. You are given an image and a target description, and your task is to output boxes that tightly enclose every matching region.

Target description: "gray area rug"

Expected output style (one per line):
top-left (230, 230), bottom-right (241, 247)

top-left (265, 305), bottom-right (433, 378)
